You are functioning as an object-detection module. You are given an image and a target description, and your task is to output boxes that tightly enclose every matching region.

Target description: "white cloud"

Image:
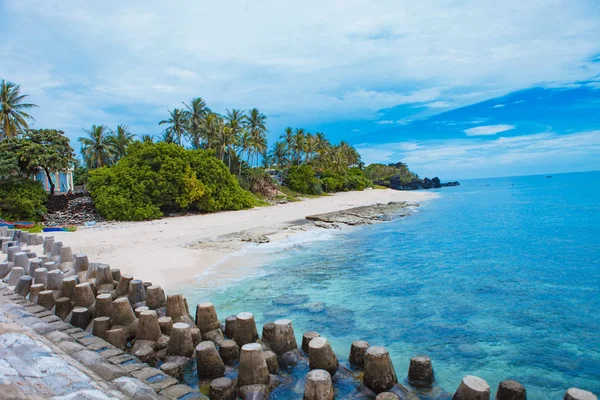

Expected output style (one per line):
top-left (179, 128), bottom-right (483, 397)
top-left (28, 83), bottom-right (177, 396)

top-left (1, 0), bottom-right (599, 141)
top-left (426, 101), bottom-right (453, 108)
top-left (464, 124), bottom-right (516, 136)
top-left (493, 104), bottom-right (506, 108)
top-left (356, 130), bottom-right (600, 179)
top-left (376, 120), bottom-right (395, 125)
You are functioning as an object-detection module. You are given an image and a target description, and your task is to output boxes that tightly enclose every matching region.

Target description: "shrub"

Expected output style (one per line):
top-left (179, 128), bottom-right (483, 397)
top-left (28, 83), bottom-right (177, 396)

top-left (346, 167), bottom-right (371, 191)
top-left (188, 149), bottom-right (254, 212)
top-left (285, 165), bottom-right (322, 195)
top-left (0, 177), bottom-right (48, 221)
top-left (88, 142), bottom-right (253, 221)
top-left (238, 168), bottom-right (279, 198)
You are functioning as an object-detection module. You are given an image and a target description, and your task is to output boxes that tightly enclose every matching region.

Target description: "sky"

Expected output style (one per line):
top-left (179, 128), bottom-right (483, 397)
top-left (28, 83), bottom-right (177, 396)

top-left (1, 0), bottom-right (599, 179)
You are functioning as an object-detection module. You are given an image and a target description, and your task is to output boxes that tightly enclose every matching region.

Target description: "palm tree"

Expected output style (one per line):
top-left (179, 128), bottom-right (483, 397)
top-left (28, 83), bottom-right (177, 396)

top-left (305, 133), bottom-right (315, 163)
top-left (246, 108), bottom-right (267, 166)
top-left (271, 141), bottom-right (288, 169)
top-left (183, 97), bottom-right (208, 149)
top-left (292, 128), bottom-right (306, 165)
top-left (0, 79), bottom-right (37, 139)
top-left (159, 108), bottom-right (186, 146)
top-left (79, 125), bottom-right (114, 168)
top-left (201, 113), bottom-right (220, 151)
top-left (140, 134), bottom-right (154, 143)
top-left (216, 123), bottom-right (235, 166)
top-left (108, 125), bottom-right (135, 161)
top-left (237, 130), bottom-right (253, 175)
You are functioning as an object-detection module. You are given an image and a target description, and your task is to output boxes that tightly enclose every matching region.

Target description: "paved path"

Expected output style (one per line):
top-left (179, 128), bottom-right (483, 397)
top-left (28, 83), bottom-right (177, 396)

top-left (0, 286), bottom-right (205, 400)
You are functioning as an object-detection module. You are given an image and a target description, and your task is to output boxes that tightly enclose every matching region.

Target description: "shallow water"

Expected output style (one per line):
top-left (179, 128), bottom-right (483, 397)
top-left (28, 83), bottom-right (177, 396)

top-left (181, 171), bottom-right (600, 399)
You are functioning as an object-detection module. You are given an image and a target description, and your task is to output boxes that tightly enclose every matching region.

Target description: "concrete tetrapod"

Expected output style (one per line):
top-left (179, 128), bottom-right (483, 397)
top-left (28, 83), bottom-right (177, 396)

top-left (29, 283), bottom-right (45, 304)
top-left (37, 290), bottom-right (56, 310)
top-left (363, 346), bottom-right (398, 394)
top-left (195, 340), bottom-right (226, 379)
top-left (496, 380), bottom-right (526, 400)
top-left (195, 302), bottom-right (221, 334)
top-left (238, 343), bottom-right (270, 387)
top-left (210, 377), bottom-right (236, 400)
top-left (270, 319), bottom-right (298, 356)
top-left (14, 275), bottom-right (33, 297)
top-left (219, 340), bottom-right (240, 366)
top-left (167, 322), bottom-right (195, 358)
top-left (137, 310), bottom-right (162, 341)
top-left (145, 285), bottom-right (166, 309)
top-left (114, 274), bottom-right (133, 298)
top-left (166, 294), bottom-right (194, 325)
top-left (304, 369), bottom-right (335, 400)
top-left (349, 340), bottom-right (369, 368)
top-left (55, 297), bottom-right (73, 320)
top-left (407, 356), bottom-right (434, 387)
top-left (309, 337), bottom-right (339, 376)
top-left (452, 375), bottom-right (490, 400)
top-left (92, 316), bottom-right (112, 339)
top-left (302, 332), bottom-right (320, 354)
top-left (234, 312), bottom-right (259, 346)
top-left (564, 388), bottom-right (598, 400)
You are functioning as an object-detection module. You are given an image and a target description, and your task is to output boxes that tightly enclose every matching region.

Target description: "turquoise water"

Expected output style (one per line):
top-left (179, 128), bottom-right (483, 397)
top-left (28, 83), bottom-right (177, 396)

top-left (182, 171), bottom-right (600, 399)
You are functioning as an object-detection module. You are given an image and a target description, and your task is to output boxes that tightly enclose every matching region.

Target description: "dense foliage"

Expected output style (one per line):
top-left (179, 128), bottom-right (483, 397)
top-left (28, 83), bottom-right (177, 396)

top-left (364, 162), bottom-right (418, 186)
top-left (285, 165), bottom-right (323, 195)
top-left (0, 129), bottom-right (74, 194)
top-left (79, 124), bottom-right (135, 168)
top-left (0, 177), bottom-right (47, 221)
top-left (87, 142), bottom-right (253, 221)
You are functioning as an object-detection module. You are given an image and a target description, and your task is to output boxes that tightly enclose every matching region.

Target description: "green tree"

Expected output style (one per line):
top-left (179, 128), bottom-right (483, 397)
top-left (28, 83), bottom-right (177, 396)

top-left (183, 97), bottom-right (209, 149)
top-left (159, 108), bottom-right (187, 146)
top-left (12, 129), bottom-right (74, 195)
top-left (79, 125), bottom-right (114, 168)
top-left (271, 141), bottom-right (288, 169)
top-left (0, 79), bottom-right (37, 139)
top-left (140, 134), bottom-right (154, 143)
top-left (237, 130), bottom-right (253, 175)
top-left (246, 108), bottom-right (267, 166)
top-left (108, 125), bottom-right (135, 161)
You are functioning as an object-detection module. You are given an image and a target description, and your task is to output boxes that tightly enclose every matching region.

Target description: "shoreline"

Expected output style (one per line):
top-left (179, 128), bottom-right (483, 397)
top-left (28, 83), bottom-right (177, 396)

top-left (50, 189), bottom-right (437, 291)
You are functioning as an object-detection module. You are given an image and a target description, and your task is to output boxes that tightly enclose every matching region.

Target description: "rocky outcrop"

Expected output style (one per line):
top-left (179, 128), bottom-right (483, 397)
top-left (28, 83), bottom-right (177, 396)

top-left (378, 176), bottom-right (460, 191)
top-left (306, 202), bottom-right (416, 226)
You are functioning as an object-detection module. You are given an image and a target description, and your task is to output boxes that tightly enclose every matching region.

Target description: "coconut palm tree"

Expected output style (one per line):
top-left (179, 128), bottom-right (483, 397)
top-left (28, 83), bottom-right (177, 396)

top-left (183, 97), bottom-right (208, 149)
top-left (237, 130), bottom-right (253, 175)
top-left (200, 112), bottom-right (221, 151)
top-left (292, 129), bottom-right (306, 165)
top-left (225, 109), bottom-right (246, 137)
top-left (140, 134), bottom-right (154, 143)
top-left (271, 141), bottom-right (288, 169)
top-left (0, 79), bottom-right (37, 139)
top-left (159, 108), bottom-right (186, 146)
top-left (79, 125), bottom-right (114, 168)
top-left (304, 133), bottom-right (315, 163)
top-left (246, 108), bottom-right (267, 166)
top-left (108, 125), bottom-right (135, 161)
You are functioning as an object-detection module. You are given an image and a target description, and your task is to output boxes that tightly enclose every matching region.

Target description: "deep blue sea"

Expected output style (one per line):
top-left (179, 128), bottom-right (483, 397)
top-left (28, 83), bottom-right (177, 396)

top-left (182, 171), bottom-right (600, 399)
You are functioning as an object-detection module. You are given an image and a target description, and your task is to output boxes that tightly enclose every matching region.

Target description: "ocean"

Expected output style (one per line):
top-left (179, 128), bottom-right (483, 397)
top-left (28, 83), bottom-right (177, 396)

top-left (181, 171), bottom-right (600, 399)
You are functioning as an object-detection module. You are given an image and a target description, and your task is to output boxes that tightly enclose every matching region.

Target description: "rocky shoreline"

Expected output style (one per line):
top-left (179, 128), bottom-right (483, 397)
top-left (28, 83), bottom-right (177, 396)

top-left (189, 201), bottom-right (418, 253)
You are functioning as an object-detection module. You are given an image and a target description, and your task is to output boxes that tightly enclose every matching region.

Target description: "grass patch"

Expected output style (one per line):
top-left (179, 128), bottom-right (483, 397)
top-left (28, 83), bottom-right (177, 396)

top-left (20, 224), bottom-right (43, 233)
top-left (372, 185), bottom-right (389, 190)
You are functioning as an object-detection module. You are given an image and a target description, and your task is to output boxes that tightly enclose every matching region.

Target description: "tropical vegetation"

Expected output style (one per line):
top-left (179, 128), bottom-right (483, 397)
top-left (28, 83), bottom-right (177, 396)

top-left (87, 142), bottom-right (254, 220)
top-left (0, 79), bottom-right (423, 223)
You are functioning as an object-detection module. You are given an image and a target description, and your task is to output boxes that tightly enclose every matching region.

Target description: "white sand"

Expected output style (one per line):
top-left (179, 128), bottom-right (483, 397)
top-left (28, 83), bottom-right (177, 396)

top-left (50, 189), bottom-right (436, 290)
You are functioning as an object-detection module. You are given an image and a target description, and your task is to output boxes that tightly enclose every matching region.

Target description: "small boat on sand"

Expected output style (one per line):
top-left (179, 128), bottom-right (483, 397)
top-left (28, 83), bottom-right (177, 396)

top-left (42, 225), bottom-right (78, 232)
top-left (0, 220), bottom-right (15, 228)
top-left (14, 221), bottom-right (35, 229)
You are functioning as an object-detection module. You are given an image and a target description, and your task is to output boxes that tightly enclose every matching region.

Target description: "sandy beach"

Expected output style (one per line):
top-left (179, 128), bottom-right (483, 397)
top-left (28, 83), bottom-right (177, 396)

top-left (49, 189), bottom-right (436, 290)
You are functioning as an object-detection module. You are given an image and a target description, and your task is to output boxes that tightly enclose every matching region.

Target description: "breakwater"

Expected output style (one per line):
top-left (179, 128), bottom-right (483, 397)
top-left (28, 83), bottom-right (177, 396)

top-left (1, 223), bottom-right (597, 400)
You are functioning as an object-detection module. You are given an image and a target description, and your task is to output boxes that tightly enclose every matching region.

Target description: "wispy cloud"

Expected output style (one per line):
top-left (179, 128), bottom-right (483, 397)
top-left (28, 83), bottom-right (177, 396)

top-left (493, 104), bottom-right (506, 108)
top-left (464, 124), bottom-right (516, 136)
top-left (356, 130), bottom-right (600, 178)
top-left (1, 0), bottom-right (599, 142)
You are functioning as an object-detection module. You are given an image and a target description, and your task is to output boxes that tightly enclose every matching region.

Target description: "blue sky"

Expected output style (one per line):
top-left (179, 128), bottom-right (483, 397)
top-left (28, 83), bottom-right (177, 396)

top-left (1, 0), bottom-right (599, 179)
